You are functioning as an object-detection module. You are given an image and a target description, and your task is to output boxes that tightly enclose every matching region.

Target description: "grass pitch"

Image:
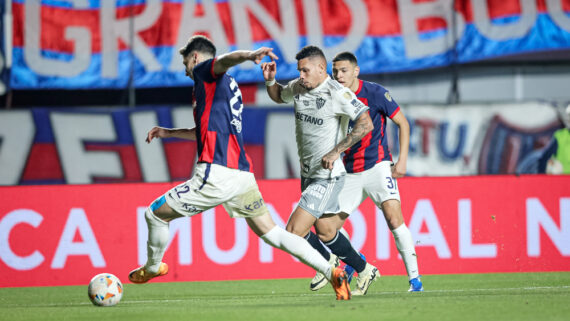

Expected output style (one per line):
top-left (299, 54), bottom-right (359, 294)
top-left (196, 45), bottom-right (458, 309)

top-left (1, 272), bottom-right (569, 321)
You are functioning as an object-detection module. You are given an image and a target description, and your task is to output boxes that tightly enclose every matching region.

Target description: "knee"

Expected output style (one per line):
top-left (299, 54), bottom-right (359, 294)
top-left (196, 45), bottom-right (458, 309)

top-left (382, 201), bottom-right (404, 230)
top-left (285, 223), bottom-right (304, 236)
top-left (316, 227), bottom-right (337, 243)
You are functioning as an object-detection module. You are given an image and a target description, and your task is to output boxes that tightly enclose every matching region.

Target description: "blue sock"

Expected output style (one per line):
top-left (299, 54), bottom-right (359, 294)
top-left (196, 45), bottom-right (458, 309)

top-left (304, 231), bottom-right (330, 261)
top-left (324, 231), bottom-right (366, 273)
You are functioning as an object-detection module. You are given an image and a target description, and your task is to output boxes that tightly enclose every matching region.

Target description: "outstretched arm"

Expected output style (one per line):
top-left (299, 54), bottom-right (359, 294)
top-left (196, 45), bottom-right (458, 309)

top-left (213, 47), bottom-right (278, 75)
top-left (321, 112), bottom-right (374, 170)
top-left (390, 110), bottom-right (410, 178)
top-left (146, 126), bottom-right (197, 143)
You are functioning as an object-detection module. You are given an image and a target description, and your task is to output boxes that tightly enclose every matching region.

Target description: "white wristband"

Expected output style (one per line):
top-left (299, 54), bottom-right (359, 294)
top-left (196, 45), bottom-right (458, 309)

top-left (265, 78), bottom-right (276, 86)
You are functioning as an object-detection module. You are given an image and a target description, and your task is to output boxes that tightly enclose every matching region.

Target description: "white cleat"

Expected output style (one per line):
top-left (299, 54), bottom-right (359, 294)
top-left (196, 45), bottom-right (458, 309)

top-left (310, 254), bottom-right (340, 291)
top-left (352, 263), bottom-right (381, 296)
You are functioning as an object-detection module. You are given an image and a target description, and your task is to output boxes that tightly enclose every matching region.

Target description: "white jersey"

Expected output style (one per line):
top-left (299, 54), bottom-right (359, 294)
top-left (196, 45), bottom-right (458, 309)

top-left (281, 76), bottom-right (369, 179)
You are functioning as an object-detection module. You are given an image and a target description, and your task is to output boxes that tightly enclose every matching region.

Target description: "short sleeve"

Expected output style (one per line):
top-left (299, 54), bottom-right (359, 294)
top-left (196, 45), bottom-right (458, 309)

top-left (379, 89), bottom-right (400, 118)
top-left (280, 79), bottom-right (298, 103)
top-left (192, 58), bottom-right (220, 83)
top-left (333, 86), bottom-right (369, 121)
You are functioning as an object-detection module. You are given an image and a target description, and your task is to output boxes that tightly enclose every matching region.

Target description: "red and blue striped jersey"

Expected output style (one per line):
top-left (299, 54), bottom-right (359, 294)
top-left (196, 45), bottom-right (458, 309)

top-left (192, 58), bottom-right (253, 172)
top-left (343, 80), bottom-right (400, 173)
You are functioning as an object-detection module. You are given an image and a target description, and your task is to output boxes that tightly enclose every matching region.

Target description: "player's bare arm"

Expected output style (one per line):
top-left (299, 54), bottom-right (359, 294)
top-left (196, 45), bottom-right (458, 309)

top-left (321, 112), bottom-right (374, 170)
top-left (261, 61), bottom-right (285, 103)
top-left (213, 47), bottom-right (278, 75)
top-left (390, 110), bottom-right (410, 178)
top-left (146, 126), bottom-right (196, 143)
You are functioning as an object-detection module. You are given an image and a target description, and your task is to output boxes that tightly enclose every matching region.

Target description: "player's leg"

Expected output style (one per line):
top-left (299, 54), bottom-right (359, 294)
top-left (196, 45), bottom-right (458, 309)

top-left (129, 164), bottom-right (214, 284)
top-left (128, 197), bottom-right (182, 283)
top-left (225, 171), bottom-right (350, 300)
top-left (381, 199), bottom-right (422, 291)
top-left (315, 215), bottom-right (380, 296)
top-left (367, 161), bottom-right (422, 291)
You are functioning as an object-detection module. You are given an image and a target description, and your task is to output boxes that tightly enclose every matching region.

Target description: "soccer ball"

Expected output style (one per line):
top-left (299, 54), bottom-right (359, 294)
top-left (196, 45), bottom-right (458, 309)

top-left (88, 273), bottom-right (123, 307)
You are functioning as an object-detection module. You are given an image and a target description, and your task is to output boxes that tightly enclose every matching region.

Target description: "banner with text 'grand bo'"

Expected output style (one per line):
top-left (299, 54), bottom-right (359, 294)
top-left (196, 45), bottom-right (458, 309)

top-left (1, 175), bottom-right (569, 287)
top-left (9, 0), bottom-right (570, 89)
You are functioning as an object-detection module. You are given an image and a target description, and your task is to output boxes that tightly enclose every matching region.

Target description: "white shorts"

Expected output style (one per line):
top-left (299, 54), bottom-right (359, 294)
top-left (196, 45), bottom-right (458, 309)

top-left (338, 161), bottom-right (401, 215)
top-left (163, 163), bottom-right (267, 218)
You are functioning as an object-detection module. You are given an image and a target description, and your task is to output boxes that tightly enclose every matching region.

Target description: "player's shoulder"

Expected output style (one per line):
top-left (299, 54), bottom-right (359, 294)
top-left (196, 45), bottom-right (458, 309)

top-left (361, 80), bottom-right (394, 103)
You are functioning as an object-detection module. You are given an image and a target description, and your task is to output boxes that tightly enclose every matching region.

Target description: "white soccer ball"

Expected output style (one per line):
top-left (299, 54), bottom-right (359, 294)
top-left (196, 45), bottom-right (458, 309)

top-left (88, 273), bottom-right (124, 307)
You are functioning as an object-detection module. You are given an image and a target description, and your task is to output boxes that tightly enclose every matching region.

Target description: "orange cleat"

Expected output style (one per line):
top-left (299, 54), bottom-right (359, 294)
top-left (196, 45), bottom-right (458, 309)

top-left (128, 262), bottom-right (169, 284)
top-left (331, 267), bottom-right (351, 300)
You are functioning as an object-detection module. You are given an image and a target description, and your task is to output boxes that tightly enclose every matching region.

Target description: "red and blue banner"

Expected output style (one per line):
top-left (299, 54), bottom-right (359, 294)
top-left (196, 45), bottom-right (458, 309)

top-left (8, 0), bottom-right (570, 89)
top-left (0, 102), bottom-right (563, 185)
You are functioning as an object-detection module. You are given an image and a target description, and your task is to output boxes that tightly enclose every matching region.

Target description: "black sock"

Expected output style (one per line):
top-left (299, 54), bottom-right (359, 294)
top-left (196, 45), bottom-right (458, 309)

top-left (324, 231), bottom-right (366, 273)
top-left (304, 231), bottom-right (330, 261)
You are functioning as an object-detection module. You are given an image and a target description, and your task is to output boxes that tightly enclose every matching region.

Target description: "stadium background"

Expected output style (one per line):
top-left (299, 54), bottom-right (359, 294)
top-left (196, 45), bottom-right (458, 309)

top-left (0, 0), bottom-right (569, 287)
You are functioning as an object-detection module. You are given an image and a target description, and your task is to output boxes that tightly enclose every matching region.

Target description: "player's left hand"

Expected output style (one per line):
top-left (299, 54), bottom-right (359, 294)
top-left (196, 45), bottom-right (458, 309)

top-left (321, 151), bottom-right (340, 170)
top-left (391, 161), bottom-right (406, 178)
top-left (250, 47), bottom-right (279, 64)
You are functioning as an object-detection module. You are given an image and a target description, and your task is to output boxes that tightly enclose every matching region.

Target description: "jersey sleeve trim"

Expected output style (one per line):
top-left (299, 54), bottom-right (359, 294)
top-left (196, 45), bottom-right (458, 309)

top-left (389, 106), bottom-right (401, 119)
top-left (210, 57), bottom-right (221, 79)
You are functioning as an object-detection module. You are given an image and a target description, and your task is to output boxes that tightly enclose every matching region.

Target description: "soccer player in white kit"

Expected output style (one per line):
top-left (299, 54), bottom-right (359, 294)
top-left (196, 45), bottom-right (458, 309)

top-left (128, 36), bottom-right (350, 300)
top-left (261, 46), bottom-right (381, 296)
top-left (307, 51), bottom-right (423, 292)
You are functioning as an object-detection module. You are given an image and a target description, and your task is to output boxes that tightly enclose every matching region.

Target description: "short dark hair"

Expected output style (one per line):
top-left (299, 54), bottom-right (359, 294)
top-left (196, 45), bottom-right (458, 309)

top-left (295, 45), bottom-right (326, 61)
top-left (332, 51), bottom-right (358, 65)
top-left (179, 35), bottom-right (216, 58)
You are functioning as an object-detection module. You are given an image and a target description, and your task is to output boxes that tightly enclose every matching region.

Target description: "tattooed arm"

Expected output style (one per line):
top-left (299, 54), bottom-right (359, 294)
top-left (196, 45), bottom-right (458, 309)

top-left (321, 112), bottom-right (374, 170)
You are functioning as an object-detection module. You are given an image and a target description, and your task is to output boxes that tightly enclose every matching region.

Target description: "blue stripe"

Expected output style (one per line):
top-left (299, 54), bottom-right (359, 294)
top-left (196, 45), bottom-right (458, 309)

top-left (198, 163), bottom-right (211, 190)
top-left (150, 195), bottom-right (166, 212)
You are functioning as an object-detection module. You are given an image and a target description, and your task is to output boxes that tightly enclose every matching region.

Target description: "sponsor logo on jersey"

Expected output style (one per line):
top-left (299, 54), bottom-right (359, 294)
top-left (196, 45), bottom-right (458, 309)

top-left (316, 97), bottom-right (326, 109)
top-left (350, 99), bottom-right (365, 114)
top-left (182, 203), bottom-right (202, 214)
top-left (384, 91), bottom-right (392, 102)
top-left (296, 112), bottom-right (324, 125)
top-left (244, 198), bottom-right (265, 211)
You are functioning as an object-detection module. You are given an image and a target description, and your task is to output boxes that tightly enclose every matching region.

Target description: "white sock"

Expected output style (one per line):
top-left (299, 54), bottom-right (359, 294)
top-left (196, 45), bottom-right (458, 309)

top-left (392, 224), bottom-right (420, 280)
top-left (261, 226), bottom-right (332, 280)
top-left (339, 227), bottom-right (350, 240)
top-left (144, 208), bottom-right (170, 274)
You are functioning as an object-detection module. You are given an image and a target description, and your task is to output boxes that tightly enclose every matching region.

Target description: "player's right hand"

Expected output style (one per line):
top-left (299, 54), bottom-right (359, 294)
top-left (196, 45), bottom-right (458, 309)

top-left (261, 61), bottom-right (277, 82)
top-left (146, 126), bottom-right (170, 143)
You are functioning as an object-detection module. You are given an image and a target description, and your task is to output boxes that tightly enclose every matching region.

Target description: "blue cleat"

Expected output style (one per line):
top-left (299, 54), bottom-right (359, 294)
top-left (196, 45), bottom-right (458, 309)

top-left (408, 276), bottom-right (424, 292)
top-left (343, 253), bottom-right (366, 284)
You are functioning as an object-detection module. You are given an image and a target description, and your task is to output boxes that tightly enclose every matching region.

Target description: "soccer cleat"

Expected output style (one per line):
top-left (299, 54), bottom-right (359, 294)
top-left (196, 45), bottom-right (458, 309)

top-left (310, 254), bottom-right (340, 291)
top-left (352, 263), bottom-right (381, 296)
top-left (344, 253), bottom-right (366, 284)
top-left (330, 267), bottom-right (351, 300)
top-left (128, 262), bottom-right (169, 284)
top-left (408, 276), bottom-right (424, 292)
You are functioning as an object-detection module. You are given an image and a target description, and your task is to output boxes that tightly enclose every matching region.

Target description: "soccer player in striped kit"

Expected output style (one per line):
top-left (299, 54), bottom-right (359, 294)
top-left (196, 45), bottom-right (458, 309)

top-left (129, 36), bottom-right (350, 300)
top-left (307, 51), bottom-right (423, 292)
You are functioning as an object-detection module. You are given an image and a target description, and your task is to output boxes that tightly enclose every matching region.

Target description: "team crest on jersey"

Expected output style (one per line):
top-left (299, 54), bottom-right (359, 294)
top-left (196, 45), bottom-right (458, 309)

top-left (343, 92), bottom-right (352, 100)
top-left (303, 100), bottom-right (310, 106)
top-left (384, 91), bottom-right (392, 102)
top-left (316, 97), bottom-right (326, 109)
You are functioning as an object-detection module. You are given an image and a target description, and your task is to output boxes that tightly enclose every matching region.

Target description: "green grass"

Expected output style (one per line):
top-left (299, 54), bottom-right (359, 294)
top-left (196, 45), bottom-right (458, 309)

top-left (1, 272), bottom-right (569, 321)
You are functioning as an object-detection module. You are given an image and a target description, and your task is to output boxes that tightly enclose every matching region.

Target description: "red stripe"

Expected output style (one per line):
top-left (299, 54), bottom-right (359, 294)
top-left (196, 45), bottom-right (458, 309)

top-left (210, 57), bottom-right (220, 79)
top-left (21, 143), bottom-right (63, 181)
top-left (389, 106), bottom-right (400, 119)
top-left (14, 1), bottom-right (559, 53)
top-left (226, 134), bottom-right (241, 169)
top-left (199, 82), bottom-right (217, 163)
